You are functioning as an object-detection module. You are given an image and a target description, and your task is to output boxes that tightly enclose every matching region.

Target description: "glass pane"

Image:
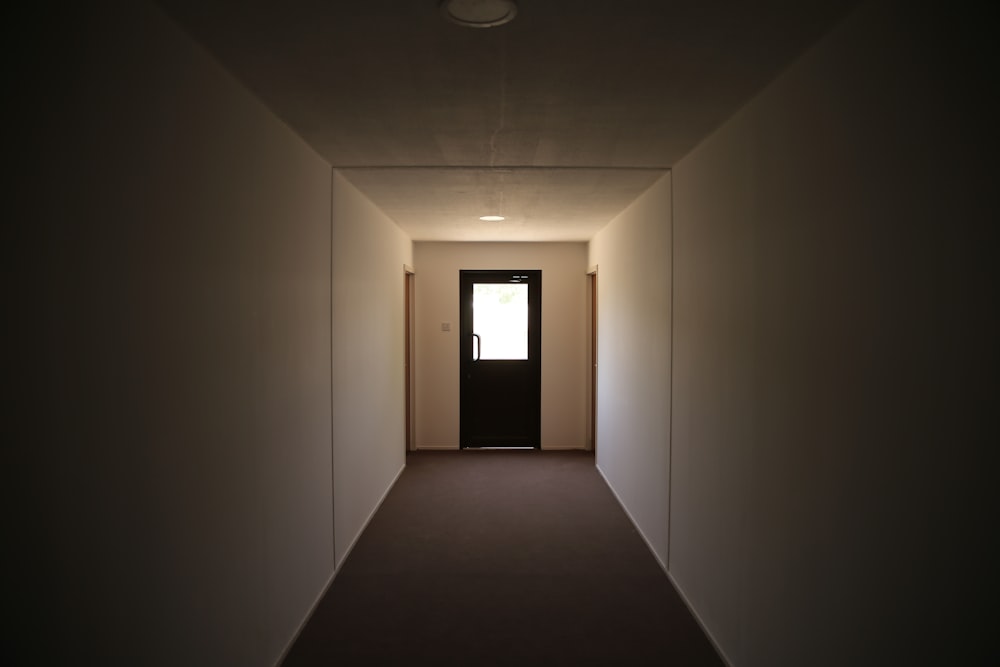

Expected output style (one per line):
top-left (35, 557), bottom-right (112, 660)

top-left (473, 283), bottom-right (528, 360)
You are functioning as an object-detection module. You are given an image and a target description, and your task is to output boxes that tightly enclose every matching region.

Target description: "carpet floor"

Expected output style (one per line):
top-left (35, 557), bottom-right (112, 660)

top-left (282, 450), bottom-right (724, 666)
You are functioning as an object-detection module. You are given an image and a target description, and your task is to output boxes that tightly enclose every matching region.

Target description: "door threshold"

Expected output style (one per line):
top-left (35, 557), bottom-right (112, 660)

top-left (466, 446), bottom-right (537, 451)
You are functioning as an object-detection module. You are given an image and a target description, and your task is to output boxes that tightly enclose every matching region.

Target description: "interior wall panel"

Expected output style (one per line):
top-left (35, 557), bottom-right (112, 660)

top-left (16, 2), bottom-right (336, 664)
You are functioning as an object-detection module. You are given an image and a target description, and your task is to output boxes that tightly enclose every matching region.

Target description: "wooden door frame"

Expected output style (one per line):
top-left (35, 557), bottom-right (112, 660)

top-left (404, 265), bottom-right (415, 452)
top-left (588, 266), bottom-right (598, 453)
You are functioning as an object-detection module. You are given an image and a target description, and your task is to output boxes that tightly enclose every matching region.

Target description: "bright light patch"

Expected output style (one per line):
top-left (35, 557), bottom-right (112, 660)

top-left (479, 215), bottom-right (505, 221)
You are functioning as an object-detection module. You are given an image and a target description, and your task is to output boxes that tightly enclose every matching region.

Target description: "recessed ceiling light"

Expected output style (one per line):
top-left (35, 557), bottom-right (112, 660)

top-left (479, 215), bottom-right (505, 221)
top-left (440, 0), bottom-right (518, 28)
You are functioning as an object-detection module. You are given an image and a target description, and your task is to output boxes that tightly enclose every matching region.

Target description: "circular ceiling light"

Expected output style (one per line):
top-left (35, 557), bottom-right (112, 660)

top-left (479, 215), bottom-right (505, 221)
top-left (440, 0), bottom-right (518, 28)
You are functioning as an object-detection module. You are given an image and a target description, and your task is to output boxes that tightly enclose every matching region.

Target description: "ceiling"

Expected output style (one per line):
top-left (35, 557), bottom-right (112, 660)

top-left (156, 0), bottom-right (860, 241)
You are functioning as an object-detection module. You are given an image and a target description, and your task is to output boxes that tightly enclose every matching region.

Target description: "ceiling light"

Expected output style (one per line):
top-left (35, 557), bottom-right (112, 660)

top-left (479, 215), bottom-right (505, 221)
top-left (440, 0), bottom-right (518, 28)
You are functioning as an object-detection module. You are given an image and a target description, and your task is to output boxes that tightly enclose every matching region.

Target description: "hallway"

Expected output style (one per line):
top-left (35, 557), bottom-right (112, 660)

top-left (283, 451), bottom-right (722, 665)
top-left (13, 1), bottom-right (993, 665)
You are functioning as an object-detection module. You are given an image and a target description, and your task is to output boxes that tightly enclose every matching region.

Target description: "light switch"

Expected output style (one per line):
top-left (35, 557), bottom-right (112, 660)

top-left (441, 322), bottom-right (451, 332)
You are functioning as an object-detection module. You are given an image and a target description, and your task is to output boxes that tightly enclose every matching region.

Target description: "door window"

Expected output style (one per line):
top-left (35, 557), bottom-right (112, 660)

top-left (472, 282), bottom-right (528, 360)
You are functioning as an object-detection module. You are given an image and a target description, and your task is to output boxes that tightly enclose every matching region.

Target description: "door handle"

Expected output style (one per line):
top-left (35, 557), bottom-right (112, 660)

top-left (472, 333), bottom-right (481, 362)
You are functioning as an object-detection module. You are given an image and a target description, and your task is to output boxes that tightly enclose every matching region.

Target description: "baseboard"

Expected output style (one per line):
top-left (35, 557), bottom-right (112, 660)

top-left (595, 464), bottom-right (733, 667)
top-left (336, 461), bottom-right (406, 570)
top-left (414, 445), bottom-right (458, 450)
top-left (665, 571), bottom-right (735, 667)
top-left (540, 444), bottom-right (590, 450)
top-left (273, 567), bottom-right (337, 667)
top-left (273, 461), bottom-right (407, 667)
top-left (594, 464), bottom-right (668, 571)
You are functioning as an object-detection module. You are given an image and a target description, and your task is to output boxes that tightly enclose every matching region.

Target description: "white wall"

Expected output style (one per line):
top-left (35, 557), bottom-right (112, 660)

top-left (587, 175), bottom-right (672, 563)
top-left (14, 2), bottom-right (335, 665)
top-left (413, 242), bottom-right (588, 449)
top-left (668, 2), bottom-right (993, 665)
top-left (331, 172), bottom-right (412, 565)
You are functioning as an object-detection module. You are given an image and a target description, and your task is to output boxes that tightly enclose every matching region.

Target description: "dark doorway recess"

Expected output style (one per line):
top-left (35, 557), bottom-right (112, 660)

top-left (459, 270), bottom-right (541, 449)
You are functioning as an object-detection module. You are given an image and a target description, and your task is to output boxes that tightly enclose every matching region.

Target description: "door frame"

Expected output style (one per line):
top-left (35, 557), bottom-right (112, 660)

top-left (587, 266), bottom-right (598, 453)
top-left (404, 265), bottom-right (415, 452)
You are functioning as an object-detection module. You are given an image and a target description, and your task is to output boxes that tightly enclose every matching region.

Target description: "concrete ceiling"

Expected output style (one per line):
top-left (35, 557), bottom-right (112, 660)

top-left (156, 0), bottom-right (860, 241)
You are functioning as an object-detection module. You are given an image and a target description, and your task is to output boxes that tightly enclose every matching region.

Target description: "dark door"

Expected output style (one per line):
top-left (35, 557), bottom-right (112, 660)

top-left (460, 270), bottom-right (541, 448)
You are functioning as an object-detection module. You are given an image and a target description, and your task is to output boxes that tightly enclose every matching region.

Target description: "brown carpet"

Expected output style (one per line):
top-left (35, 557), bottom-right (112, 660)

top-left (282, 450), bottom-right (724, 666)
